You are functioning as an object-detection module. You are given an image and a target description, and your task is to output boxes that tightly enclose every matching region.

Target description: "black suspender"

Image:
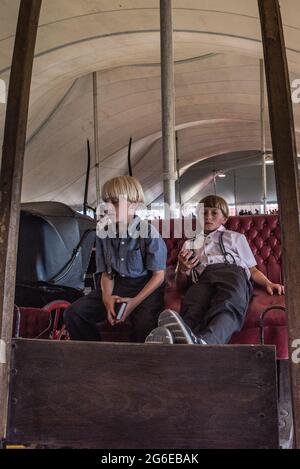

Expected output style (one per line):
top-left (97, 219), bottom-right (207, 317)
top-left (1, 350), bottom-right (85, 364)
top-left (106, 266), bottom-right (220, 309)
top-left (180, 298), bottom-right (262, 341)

top-left (219, 231), bottom-right (237, 265)
top-left (190, 231), bottom-right (237, 283)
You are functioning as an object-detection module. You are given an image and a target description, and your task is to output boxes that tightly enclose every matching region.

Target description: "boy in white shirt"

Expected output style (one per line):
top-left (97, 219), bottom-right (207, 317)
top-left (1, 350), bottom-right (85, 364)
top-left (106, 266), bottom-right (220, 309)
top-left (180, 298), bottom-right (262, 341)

top-left (146, 195), bottom-right (284, 345)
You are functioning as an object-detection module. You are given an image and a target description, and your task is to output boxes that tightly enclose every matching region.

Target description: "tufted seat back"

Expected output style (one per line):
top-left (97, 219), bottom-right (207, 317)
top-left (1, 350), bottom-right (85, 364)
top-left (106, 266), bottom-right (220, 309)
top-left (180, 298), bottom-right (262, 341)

top-left (225, 215), bottom-right (282, 284)
top-left (155, 215), bottom-right (282, 284)
top-left (14, 306), bottom-right (51, 339)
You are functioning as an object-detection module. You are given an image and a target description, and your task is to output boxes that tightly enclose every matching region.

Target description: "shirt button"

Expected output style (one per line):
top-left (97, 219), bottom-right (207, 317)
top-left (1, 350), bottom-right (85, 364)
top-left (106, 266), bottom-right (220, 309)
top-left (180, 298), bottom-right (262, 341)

top-left (122, 275), bottom-right (125, 277)
top-left (121, 258), bottom-right (125, 262)
top-left (121, 242), bottom-right (125, 245)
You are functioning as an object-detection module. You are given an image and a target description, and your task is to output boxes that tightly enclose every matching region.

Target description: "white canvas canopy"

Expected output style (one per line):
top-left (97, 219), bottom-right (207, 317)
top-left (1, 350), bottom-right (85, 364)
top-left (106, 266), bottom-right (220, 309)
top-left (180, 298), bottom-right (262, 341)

top-left (1, 0), bottom-right (300, 207)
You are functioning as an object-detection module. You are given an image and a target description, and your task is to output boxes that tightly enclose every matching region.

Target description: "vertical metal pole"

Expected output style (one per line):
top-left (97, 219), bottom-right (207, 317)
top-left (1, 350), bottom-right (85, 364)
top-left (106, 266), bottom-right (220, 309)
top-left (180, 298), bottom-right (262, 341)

top-left (175, 131), bottom-right (182, 205)
top-left (0, 0), bottom-right (42, 440)
top-left (128, 137), bottom-right (133, 177)
top-left (258, 0), bottom-right (300, 448)
top-left (212, 170), bottom-right (217, 195)
top-left (160, 0), bottom-right (177, 212)
top-left (260, 59), bottom-right (267, 214)
top-left (233, 170), bottom-right (238, 216)
top-left (93, 72), bottom-right (100, 207)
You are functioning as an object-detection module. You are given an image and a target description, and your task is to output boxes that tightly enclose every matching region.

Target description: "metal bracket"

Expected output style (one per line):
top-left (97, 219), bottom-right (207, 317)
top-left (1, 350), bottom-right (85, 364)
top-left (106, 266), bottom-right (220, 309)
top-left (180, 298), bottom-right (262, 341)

top-left (259, 305), bottom-right (286, 345)
top-left (0, 439), bottom-right (7, 449)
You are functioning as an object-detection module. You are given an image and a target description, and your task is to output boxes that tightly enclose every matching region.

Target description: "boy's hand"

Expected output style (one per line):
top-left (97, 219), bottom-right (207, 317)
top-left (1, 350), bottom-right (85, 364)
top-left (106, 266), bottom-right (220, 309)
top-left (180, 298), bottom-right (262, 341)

top-left (115, 297), bottom-right (137, 323)
top-left (265, 282), bottom-right (285, 296)
top-left (103, 294), bottom-right (122, 326)
top-left (178, 249), bottom-right (200, 274)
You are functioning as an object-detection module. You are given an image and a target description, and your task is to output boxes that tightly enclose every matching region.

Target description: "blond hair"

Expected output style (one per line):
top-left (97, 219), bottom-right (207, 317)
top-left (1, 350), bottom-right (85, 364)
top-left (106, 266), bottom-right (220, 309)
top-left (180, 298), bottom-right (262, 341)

top-left (200, 195), bottom-right (229, 218)
top-left (101, 176), bottom-right (145, 204)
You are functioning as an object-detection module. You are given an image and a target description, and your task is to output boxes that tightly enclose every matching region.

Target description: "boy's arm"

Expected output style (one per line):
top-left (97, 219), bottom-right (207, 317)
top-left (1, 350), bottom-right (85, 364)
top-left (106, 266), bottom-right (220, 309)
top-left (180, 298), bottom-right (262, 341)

top-left (131, 270), bottom-right (165, 305)
top-left (175, 250), bottom-right (200, 292)
top-left (249, 267), bottom-right (285, 295)
top-left (100, 272), bottom-right (122, 326)
top-left (100, 271), bottom-right (114, 298)
top-left (117, 270), bottom-right (165, 321)
top-left (117, 227), bottom-right (167, 322)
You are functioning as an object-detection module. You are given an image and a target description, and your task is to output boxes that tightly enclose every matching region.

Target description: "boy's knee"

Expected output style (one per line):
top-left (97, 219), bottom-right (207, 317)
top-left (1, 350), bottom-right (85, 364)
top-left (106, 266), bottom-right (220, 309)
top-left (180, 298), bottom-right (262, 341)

top-left (63, 304), bottom-right (78, 325)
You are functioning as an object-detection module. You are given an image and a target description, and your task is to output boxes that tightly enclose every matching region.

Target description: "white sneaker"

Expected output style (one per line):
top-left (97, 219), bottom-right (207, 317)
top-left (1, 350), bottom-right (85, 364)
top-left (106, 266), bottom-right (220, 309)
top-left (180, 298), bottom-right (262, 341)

top-left (145, 326), bottom-right (174, 344)
top-left (158, 309), bottom-right (207, 345)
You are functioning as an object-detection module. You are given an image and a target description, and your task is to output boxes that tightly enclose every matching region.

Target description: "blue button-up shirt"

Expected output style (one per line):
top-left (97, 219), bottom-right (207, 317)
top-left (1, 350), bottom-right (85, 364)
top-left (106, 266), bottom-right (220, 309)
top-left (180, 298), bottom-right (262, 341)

top-left (96, 217), bottom-right (167, 278)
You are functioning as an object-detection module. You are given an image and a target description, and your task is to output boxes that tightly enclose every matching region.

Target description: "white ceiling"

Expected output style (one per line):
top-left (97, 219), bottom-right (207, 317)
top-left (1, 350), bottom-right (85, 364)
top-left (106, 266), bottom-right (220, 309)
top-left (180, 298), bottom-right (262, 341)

top-left (1, 0), bottom-right (300, 207)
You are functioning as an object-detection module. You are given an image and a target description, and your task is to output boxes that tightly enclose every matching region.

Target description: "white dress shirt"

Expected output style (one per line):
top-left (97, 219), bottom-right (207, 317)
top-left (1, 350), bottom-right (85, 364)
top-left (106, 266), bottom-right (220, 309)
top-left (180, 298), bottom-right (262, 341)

top-left (181, 225), bottom-right (257, 280)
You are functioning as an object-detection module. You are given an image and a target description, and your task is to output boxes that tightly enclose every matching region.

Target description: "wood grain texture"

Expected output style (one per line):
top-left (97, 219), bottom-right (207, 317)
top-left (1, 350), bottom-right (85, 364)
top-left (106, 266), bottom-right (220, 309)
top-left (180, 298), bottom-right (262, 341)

top-left (0, 0), bottom-right (42, 440)
top-left (258, 0), bottom-right (300, 448)
top-left (7, 340), bottom-right (278, 449)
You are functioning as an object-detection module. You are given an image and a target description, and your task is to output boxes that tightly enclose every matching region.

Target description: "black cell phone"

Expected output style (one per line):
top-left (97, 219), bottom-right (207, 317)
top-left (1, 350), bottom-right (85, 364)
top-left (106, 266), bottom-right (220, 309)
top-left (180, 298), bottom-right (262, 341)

top-left (115, 302), bottom-right (128, 321)
top-left (189, 250), bottom-right (197, 261)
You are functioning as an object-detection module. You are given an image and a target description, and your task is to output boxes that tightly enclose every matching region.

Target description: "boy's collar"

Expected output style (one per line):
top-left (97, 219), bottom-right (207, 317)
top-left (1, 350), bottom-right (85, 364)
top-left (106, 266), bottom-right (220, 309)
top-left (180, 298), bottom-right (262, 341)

top-left (204, 224), bottom-right (226, 236)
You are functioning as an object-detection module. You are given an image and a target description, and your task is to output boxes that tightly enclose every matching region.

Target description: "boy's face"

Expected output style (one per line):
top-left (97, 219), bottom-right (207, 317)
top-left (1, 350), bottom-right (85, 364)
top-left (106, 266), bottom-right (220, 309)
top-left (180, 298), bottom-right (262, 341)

top-left (204, 207), bottom-right (227, 234)
top-left (106, 198), bottom-right (137, 224)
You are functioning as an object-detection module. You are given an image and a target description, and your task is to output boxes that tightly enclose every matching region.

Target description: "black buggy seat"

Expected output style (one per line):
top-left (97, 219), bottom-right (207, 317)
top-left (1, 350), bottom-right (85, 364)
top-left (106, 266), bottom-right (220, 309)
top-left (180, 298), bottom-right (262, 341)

top-left (15, 201), bottom-right (96, 307)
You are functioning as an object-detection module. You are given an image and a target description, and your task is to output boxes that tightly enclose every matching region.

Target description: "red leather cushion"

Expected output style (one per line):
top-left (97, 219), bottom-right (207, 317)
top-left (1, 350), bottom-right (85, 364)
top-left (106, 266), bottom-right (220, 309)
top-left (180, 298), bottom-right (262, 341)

top-left (243, 288), bottom-right (286, 327)
top-left (163, 286), bottom-right (288, 358)
top-left (17, 307), bottom-right (51, 339)
top-left (226, 216), bottom-right (282, 284)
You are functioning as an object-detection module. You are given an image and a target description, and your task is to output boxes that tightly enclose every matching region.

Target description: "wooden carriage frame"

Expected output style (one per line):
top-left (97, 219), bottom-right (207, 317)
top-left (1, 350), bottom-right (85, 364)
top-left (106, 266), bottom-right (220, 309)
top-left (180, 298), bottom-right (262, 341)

top-left (1, 0), bottom-right (300, 449)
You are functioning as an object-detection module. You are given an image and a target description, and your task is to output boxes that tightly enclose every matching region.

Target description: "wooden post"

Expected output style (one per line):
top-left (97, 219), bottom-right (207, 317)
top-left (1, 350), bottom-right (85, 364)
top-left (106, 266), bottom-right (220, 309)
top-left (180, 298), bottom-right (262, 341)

top-left (0, 0), bottom-right (42, 440)
top-left (258, 0), bottom-right (300, 448)
top-left (92, 72), bottom-right (101, 207)
top-left (160, 0), bottom-right (177, 211)
top-left (260, 59), bottom-right (268, 214)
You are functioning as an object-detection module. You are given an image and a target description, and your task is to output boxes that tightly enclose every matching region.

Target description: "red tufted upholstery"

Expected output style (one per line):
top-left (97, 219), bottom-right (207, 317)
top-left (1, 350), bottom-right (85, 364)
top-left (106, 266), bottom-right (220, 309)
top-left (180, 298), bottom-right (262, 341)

top-left (16, 215), bottom-right (287, 358)
top-left (162, 215), bottom-right (287, 359)
top-left (14, 307), bottom-right (51, 339)
top-left (226, 216), bottom-right (283, 284)
top-left (13, 301), bottom-right (72, 340)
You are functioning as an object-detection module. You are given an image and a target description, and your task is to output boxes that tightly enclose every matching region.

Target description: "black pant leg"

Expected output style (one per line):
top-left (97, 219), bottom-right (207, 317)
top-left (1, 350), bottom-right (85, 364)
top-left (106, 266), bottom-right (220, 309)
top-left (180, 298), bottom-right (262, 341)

top-left (129, 284), bottom-right (165, 342)
top-left (64, 290), bottom-right (107, 341)
top-left (180, 277), bottom-right (213, 333)
top-left (200, 265), bottom-right (252, 345)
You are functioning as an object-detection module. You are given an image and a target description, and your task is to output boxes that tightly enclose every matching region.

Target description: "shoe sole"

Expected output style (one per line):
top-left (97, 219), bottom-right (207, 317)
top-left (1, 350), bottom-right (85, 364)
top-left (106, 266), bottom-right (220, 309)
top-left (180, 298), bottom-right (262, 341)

top-left (145, 326), bottom-right (174, 344)
top-left (158, 310), bottom-right (194, 344)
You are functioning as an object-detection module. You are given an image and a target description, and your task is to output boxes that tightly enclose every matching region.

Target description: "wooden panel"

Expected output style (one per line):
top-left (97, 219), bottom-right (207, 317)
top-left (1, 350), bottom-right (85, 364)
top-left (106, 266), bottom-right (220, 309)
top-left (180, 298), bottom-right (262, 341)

top-left (7, 340), bottom-right (278, 449)
top-left (258, 0), bottom-right (300, 448)
top-left (0, 0), bottom-right (42, 439)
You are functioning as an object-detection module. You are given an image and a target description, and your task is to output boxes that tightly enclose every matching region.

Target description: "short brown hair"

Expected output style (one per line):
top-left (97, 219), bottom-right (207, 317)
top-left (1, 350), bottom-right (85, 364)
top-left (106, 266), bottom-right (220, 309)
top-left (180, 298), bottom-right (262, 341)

top-left (102, 176), bottom-right (145, 204)
top-left (200, 195), bottom-right (229, 218)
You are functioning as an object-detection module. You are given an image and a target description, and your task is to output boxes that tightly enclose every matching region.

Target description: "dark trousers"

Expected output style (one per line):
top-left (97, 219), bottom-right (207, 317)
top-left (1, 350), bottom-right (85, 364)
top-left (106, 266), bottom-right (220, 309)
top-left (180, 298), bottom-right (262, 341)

top-left (180, 264), bottom-right (253, 345)
top-left (64, 274), bottom-right (164, 343)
